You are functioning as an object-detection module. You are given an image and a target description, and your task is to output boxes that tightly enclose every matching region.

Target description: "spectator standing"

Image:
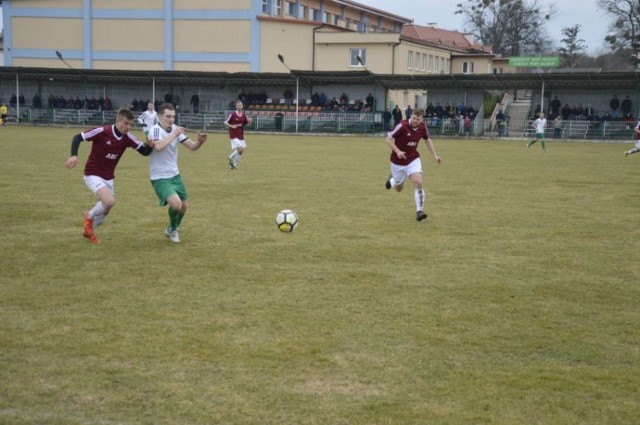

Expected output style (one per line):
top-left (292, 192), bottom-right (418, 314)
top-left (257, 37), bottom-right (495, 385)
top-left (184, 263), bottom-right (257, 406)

top-left (32, 93), bottom-right (41, 108)
top-left (610, 95), bottom-right (620, 117)
top-left (366, 93), bottom-right (375, 110)
top-left (190, 92), bottom-right (200, 113)
top-left (405, 105), bottom-right (413, 121)
top-left (382, 108), bottom-right (392, 132)
top-left (283, 88), bottom-right (293, 106)
top-left (553, 115), bottom-right (563, 138)
top-left (551, 96), bottom-right (561, 116)
top-left (392, 105), bottom-right (403, 127)
top-left (319, 92), bottom-right (327, 108)
top-left (500, 113), bottom-right (510, 137)
top-left (621, 95), bottom-right (633, 117)
top-left (464, 114), bottom-right (472, 136)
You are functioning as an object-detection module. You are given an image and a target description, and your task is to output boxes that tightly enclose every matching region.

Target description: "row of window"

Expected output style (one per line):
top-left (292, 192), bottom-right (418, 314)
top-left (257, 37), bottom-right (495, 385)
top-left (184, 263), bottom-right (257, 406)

top-left (263, 0), bottom-right (395, 33)
top-left (407, 50), bottom-right (451, 74)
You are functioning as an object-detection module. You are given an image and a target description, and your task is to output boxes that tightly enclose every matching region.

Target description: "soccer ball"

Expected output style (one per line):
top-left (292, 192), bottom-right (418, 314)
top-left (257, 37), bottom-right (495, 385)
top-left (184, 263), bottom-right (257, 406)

top-left (275, 209), bottom-right (299, 233)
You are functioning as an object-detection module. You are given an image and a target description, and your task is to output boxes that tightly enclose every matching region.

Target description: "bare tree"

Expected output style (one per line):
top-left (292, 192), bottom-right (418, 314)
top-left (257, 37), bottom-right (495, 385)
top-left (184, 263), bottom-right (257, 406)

top-left (455, 0), bottom-right (556, 56)
top-left (598, 0), bottom-right (640, 53)
top-left (558, 25), bottom-right (586, 68)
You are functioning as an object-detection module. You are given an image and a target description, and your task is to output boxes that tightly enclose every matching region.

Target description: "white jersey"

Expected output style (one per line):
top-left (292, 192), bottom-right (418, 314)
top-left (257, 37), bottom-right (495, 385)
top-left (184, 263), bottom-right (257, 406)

top-left (148, 123), bottom-right (188, 180)
top-left (534, 118), bottom-right (547, 134)
top-left (138, 110), bottom-right (158, 132)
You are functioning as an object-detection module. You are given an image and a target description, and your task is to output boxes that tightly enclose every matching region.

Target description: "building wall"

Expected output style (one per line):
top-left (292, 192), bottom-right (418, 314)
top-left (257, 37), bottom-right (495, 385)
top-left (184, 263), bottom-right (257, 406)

top-left (260, 19), bottom-right (316, 72)
top-left (4, 0), bottom-right (260, 71)
top-left (314, 31), bottom-right (399, 74)
top-left (450, 56), bottom-right (494, 75)
top-left (395, 40), bottom-right (451, 75)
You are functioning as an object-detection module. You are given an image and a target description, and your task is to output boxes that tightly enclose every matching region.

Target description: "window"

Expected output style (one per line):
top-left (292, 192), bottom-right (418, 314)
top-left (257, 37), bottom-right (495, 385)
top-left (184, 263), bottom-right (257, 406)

top-left (323, 11), bottom-right (330, 23)
top-left (285, 2), bottom-right (297, 16)
top-left (463, 61), bottom-right (474, 74)
top-left (350, 48), bottom-right (366, 67)
top-left (272, 0), bottom-right (282, 16)
top-left (262, 0), bottom-right (268, 13)
top-left (407, 51), bottom-right (414, 70)
top-left (311, 8), bottom-right (321, 21)
top-left (298, 5), bottom-right (307, 19)
top-left (422, 53), bottom-right (427, 71)
top-left (428, 55), bottom-right (433, 73)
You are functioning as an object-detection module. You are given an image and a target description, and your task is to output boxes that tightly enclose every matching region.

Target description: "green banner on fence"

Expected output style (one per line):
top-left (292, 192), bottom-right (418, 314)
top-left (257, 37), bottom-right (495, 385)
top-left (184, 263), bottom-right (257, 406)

top-left (508, 56), bottom-right (560, 67)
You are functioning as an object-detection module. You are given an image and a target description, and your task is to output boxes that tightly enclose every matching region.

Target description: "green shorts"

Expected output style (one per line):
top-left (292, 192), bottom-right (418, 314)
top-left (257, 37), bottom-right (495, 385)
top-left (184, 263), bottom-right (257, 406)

top-left (151, 175), bottom-right (187, 206)
top-left (536, 133), bottom-right (545, 139)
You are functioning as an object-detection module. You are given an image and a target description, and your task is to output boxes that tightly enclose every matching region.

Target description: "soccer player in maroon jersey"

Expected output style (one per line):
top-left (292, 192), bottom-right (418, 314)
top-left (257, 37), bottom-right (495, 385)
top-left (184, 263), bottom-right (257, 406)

top-left (385, 108), bottom-right (442, 222)
top-left (624, 118), bottom-right (640, 157)
top-left (224, 100), bottom-right (252, 169)
top-left (64, 108), bottom-right (154, 244)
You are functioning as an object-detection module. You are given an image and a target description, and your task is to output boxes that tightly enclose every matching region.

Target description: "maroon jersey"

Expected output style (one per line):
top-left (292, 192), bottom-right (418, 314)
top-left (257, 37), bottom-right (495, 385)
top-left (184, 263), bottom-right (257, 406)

top-left (81, 125), bottom-right (144, 180)
top-left (389, 120), bottom-right (429, 166)
top-left (225, 111), bottom-right (249, 139)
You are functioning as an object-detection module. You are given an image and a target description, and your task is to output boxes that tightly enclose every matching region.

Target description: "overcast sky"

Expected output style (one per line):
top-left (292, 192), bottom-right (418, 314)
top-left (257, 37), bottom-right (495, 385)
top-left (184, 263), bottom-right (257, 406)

top-left (358, 0), bottom-right (609, 55)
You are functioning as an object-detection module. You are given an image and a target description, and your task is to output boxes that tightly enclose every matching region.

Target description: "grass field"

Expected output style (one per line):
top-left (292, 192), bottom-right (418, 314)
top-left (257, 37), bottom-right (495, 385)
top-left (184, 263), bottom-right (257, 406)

top-left (1, 125), bottom-right (639, 424)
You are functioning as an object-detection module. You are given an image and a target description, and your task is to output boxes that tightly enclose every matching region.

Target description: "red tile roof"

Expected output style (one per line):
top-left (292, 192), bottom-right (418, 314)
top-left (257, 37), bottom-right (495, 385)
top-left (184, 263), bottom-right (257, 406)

top-left (403, 24), bottom-right (493, 54)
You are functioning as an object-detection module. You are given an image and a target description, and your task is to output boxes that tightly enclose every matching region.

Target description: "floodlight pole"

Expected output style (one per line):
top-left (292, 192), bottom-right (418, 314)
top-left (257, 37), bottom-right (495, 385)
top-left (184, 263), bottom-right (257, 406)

top-left (15, 73), bottom-right (20, 123)
top-left (55, 50), bottom-right (74, 69)
top-left (277, 54), bottom-right (299, 133)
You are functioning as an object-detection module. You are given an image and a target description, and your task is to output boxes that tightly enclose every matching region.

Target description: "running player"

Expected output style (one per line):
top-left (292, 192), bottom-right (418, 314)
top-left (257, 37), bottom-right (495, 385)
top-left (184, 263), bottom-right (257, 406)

top-left (64, 108), bottom-right (154, 244)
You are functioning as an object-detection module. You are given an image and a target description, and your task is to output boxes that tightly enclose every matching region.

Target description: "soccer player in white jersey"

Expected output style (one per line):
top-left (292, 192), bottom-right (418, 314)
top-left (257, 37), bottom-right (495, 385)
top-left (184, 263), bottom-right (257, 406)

top-left (527, 112), bottom-right (548, 151)
top-left (148, 103), bottom-right (207, 243)
top-left (137, 101), bottom-right (158, 138)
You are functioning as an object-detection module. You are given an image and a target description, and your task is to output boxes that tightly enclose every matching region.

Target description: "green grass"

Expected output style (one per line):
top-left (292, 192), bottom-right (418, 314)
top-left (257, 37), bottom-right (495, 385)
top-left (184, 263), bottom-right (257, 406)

top-left (1, 125), bottom-right (639, 424)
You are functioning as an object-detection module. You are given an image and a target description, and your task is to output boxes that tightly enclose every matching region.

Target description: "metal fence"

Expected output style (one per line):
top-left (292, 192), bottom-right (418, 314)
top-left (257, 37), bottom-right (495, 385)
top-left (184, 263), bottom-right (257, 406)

top-left (520, 119), bottom-right (635, 140)
top-left (13, 108), bottom-right (638, 140)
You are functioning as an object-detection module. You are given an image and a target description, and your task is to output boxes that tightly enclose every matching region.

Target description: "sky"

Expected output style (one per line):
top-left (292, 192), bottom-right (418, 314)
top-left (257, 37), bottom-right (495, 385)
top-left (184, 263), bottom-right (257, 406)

top-left (358, 0), bottom-right (608, 55)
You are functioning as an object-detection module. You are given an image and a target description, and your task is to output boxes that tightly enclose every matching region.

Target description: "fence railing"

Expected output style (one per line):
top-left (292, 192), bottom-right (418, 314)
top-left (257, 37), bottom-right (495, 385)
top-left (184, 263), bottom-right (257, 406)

top-left (520, 119), bottom-right (635, 140)
top-left (12, 108), bottom-right (637, 140)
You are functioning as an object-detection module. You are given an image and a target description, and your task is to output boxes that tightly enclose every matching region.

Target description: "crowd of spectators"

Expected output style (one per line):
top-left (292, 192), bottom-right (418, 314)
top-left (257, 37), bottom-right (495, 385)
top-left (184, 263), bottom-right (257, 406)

top-left (44, 94), bottom-right (113, 110)
top-left (538, 95), bottom-right (635, 123)
top-left (234, 90), bottom-right (375, 112)
top-left (424, 102), bottom-right (477, 120)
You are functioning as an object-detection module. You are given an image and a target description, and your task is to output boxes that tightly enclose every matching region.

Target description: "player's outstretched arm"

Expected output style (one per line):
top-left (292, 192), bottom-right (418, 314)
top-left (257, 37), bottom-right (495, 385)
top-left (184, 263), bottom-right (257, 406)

top-left (184, 132), bottom-right (207, 151)
top-left (65, 133), bottom-right (84, 168)
top-left (425, 137), bottom-right (442, 164)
